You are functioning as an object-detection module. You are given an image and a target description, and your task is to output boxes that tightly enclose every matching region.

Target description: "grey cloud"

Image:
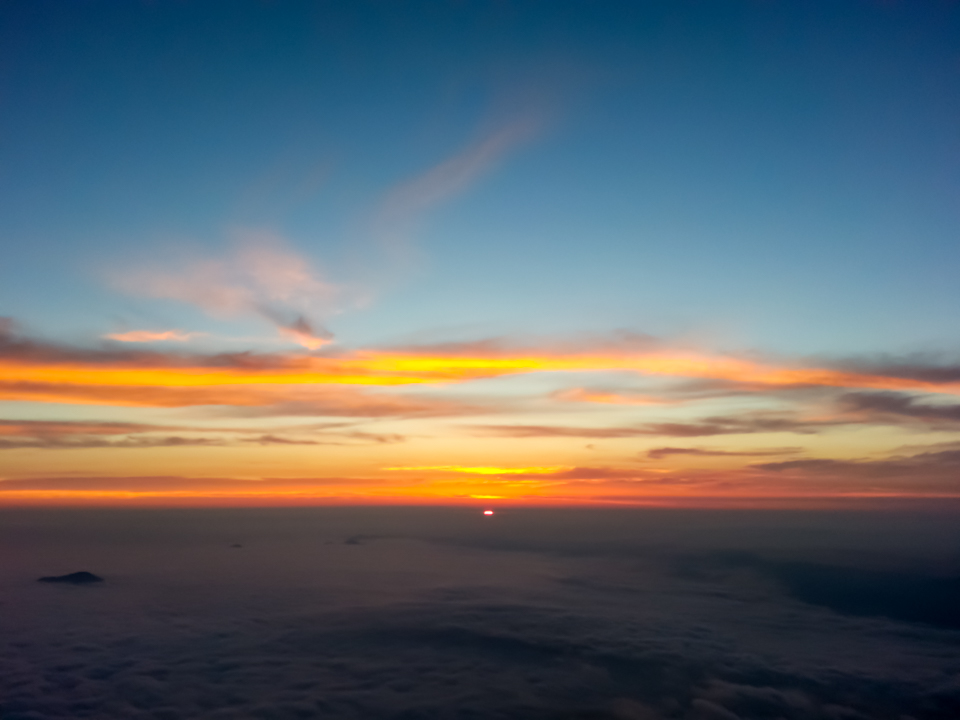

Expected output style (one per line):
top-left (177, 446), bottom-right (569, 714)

top-left (646, 447), bottom-right (802, 460)
top-left (473, 414), bottom-right (827, 439)
top-left (0, 435), bottom-right (225, 450)
top-left (752, 448), bottom-right (960, 493)
top-left (755, 449), bottom-right (960, 474)
top-left (835, 356), bottom-right (960, 384)
top-left (0, 418), bottom-right (407, 450)
top-left (0, 420), bottom-right (176, 436)
top-left (839, 391), bottom-right (960, 426)
top-left (242, 431), bottom-right (404, 446)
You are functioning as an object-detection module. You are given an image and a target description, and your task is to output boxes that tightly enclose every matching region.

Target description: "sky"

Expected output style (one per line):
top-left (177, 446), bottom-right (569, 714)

top-left (2, 0), bottom-right (960, 505)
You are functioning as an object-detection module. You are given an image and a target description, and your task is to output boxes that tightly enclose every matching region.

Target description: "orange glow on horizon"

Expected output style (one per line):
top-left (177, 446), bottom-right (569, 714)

top-left (1, 486), bottom-right (958, 508)
top-left (384, 465), bottom-right (570, 475)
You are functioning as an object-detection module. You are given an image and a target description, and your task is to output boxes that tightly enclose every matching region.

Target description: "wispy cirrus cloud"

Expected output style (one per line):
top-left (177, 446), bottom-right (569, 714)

top-left (372, 118), bottom-right (540, 264)
top-left (103, 329), bottom-right (205, 343)
top-left (108, 230), bottom-right (340, 350)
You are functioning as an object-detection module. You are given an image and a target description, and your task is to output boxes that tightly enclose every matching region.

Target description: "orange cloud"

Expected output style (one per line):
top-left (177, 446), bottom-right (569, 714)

top-left (8, 349), bottom-right (959, 393)
top-left (278, 324), bottom-right (333, 350)
top-left (0, 381), bottom-right (480, 416)
top-left (5, 325), bottom-right (960, 410)
top-left (553, 388), bottom-right (674, 405)
top-left (384, 465), bottom-right (570, 475)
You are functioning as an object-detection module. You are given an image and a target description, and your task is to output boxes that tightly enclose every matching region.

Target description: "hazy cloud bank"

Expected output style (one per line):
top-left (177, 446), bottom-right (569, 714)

top-left (1, 508), bottom-right (959, 719)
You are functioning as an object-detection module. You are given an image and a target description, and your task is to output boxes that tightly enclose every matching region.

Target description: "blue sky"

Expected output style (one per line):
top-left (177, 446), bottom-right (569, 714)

top-left (4, 0), bottom-right (959, 353)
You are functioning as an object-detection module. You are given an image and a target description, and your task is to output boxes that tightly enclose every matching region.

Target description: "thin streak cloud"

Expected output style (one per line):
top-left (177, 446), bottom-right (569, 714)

top-left (374, 118), bottom-right (540, 255)
top-left (384, 465), bottom-right (569, 475)
top-left (104, 330), bottom-right (204, 343)
top-left (645, 446), bottom-right (802, 460)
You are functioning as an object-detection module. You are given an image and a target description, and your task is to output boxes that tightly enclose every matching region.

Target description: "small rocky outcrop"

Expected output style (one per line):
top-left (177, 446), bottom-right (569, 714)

top-left (37, 571), bottom-right (104, 584)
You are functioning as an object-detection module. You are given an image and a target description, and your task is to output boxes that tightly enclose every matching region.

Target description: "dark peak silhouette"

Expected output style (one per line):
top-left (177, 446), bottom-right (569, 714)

top-left (37, 571), bottom-right (104, 584)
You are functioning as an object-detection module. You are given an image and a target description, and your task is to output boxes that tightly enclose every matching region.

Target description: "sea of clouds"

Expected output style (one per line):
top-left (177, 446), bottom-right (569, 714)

top-left (1, 507), bottom-right (959, 720)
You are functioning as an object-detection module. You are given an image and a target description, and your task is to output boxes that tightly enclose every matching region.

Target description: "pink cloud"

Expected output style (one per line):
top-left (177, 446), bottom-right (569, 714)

top-left (108, 230), bottom-right (342, 349)
top-left (104, 330), bottom-right (203, 343)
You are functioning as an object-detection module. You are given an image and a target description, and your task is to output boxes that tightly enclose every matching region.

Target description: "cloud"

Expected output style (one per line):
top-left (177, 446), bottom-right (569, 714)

top-left (0, 419), bottom-right (407, 451)
top-left (103, 330), bottom-right (204, 343)
top-left (552, 387), bottom-right (676, 405)
top-left (752, 447), bottom-right (960, 493)
top-left (108, 231), bottom-right (340, 349)
top-left (272, 314), bottom-right (333, 351)
top-left (0, 379), bottom-right (476, 416)
top-left (0, 420), bottom-right (227, 450)
top-left (373, 119), bottom-right (540, 261)
top-left (0, 436), bottom-right (225, 450)
top-left (472, 413), bottom-right (828, 439)
top-left (838, 391), bottom-right (960, 426)
top-left (384, 465), bottom-right (569, 475)
top-left (211, 393), bottom-right (477, 418)
top-left (245, 431), bottom-right (405, 446)
top-left (0, 420), bottom-right (173, 436)
top-left (637, 414), bottom-right (828, 437)
top-left (470, 424), bottom-right (654, 439)
top-left (0, 475), bottom-right (392, 492)
top-left (7, 322), bottom-right (960, 417)
top-left (4, 506), bottom-right (960, 720)
top-left (528, 466), bottom-right (651, 481)
top-left (645, 447), bottom-right (802, 460)
top-left (835, 356), bottom-right (960, 384)
top-left (0, 327), bottom-right (482, 414)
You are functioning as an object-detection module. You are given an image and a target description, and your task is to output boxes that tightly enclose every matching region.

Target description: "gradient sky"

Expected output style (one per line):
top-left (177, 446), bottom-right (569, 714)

top-left (2, 0), bottom-right (960, 505)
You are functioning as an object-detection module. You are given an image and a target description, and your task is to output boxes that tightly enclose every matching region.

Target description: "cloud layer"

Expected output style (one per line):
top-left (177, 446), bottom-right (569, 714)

top-left (4, 319), bottom-right (960, 503)
top-left (2, 507), bottom-right (959, 719)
